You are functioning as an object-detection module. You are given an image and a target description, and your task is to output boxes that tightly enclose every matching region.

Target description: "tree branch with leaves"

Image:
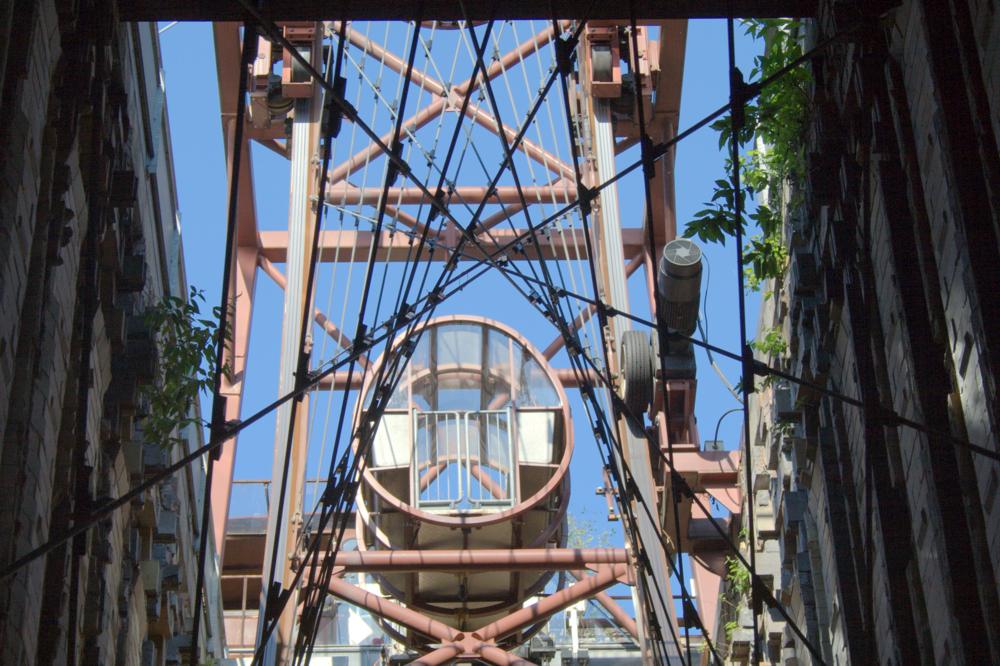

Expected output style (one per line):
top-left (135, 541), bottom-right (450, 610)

top-left (139, 286), bottom-right (232, 450)
top-left (684, 19), bottom-right (810, 292)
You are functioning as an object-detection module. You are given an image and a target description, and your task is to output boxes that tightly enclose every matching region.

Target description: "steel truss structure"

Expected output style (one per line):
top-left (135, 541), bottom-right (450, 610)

top-left (8, 4), bottom-right (998, 666)
top-left (199, 11), bottom-right (746, 665)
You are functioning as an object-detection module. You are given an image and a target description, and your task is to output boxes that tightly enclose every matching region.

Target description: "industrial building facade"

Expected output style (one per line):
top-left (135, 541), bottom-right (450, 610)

top-left (0, 0), bottom-right (998, 665)
top-left (0, 2), bottom-right (225, 664)
top-left (731, 1), bottom-right (1000, 664)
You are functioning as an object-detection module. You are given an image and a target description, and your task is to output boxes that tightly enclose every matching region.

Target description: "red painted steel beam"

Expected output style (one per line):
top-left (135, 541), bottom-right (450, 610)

top-left (333, 22), bottom-right (574, 180)
top-left (552, 368), bottom-right (600, 388)
top-left (120, 2), bottom-right (817, 21)
top-left (325, 576), bottom-right (461, 641)
top-left (257, 256), bottom-right (371, 368)
top-left (594, 589), bottom-right (640, 639)
top-left (330, 548), bottom-right (629, 572)
top-left (411, 645), bottom-right (464, 666)
top-left (413, 641), bottom-right (534, 666)
top-left (542, 252), bottom-right (645, 359)
top-left (477, 204), bottom-right (525, 233)
top-left (324, 184), bottom-right (577, 206)
top-left (258, 227), bottom-right (647, 263)
top-left (463, 102), bottom-right (575, 180)
top-left (475, 564), bottom-right (628, 640)
top-left (478, 645), bottom-right (536, 665)
top-left (327, 98), bottom-right (447, 185)
top-left (327, 26), bottom-right (560, 186)
top-left (210, 22), bottom-right (262, 561)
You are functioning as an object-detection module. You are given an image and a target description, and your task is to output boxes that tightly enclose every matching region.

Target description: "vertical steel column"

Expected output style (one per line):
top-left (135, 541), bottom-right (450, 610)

top-left (256, 38), bottom-right (323, 662)
top-left (587, 90), bottom-right (678, 664)
top-left (592, 100), bottom-right (631, 343)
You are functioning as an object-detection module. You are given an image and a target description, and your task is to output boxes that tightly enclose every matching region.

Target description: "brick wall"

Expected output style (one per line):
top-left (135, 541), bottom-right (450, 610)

top-left (723, 1), bottom-right (1000, 663)
top-left (0, 3), bottom-right (225, 665)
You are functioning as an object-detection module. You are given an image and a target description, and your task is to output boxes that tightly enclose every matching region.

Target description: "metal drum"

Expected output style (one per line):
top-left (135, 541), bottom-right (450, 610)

top-left (353, 315), bottom-right (573, 637)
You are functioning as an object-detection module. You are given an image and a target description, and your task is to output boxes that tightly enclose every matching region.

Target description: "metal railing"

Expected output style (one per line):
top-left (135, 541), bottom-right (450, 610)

top-left (412, 409), bottom-right (515, 511)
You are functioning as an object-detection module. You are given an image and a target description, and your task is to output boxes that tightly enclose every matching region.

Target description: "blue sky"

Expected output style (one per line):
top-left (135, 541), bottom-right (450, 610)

top-left (159, 18), bottom-right (759, 551)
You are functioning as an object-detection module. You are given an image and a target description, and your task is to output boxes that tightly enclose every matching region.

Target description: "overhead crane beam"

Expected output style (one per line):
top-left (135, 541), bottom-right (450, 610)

top-left (202, 11), bottom-right (729, 662)
top-left (257, 228), bottom-right (651, 263)
top-left (120, 1), bottom-right (817, 21)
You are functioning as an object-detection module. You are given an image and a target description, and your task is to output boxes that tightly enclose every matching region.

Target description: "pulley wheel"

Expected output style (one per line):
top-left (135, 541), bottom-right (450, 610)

top-left (592, 44), bottom-right (613, 82)
top-left (620, 329), bottom-right (655, 419)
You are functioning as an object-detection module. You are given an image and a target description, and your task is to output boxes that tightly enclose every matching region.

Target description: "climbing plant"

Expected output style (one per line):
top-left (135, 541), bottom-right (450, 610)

top-left (724, 553), bottom-right (751, 597)
top-left (750, 326), bottom-right (788, 358)
top-left (140, 286), bottom-right (231, 450)
top-left (684, 19), bottom-right (810, 291)
top-left (719, 529), bottom-right (752, 645)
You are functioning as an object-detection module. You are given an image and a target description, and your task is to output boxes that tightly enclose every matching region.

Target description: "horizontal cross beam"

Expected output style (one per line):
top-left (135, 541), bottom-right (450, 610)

top-left (121, 2), bottom-right (817, 21)
top-left (257, 227), bottom-right (647, 262)
top-left (328, 548), bottom-right (629, 572)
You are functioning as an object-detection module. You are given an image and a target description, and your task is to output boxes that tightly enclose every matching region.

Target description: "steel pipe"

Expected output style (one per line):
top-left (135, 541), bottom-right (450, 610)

top-left (475, 564), bottom-right (628, 640)
top-left (411, 645), bottom-right (463, 666)
top-left (330, 548), bottom-right (629, 572)
top-left (324, 184), bottom-right (576, 206)
top-left (325, 576), bottom-right (460, 641)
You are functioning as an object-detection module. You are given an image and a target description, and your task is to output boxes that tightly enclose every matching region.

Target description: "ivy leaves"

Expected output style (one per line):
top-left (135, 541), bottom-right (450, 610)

top-left (139, 286), bottom-right (231, 450)
top-left (683, 19), bottom-right (809, 291)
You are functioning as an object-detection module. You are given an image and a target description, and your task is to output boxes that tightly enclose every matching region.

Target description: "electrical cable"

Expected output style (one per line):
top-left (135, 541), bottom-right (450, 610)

top-left (288, 17), bottom-right (518, 663)
top-left (255, 23), bottom-right (351, 654)
top-left (292, 14), bottom-right (588, 652)
top-left (441, 168), bottom-right (816, 663)
top-left (278, 17), bottom-right (428, 663)
top-left (545, 12), bottom-right (683, 661)
top-left (713, 407), bottom-right (744, 451)
top-left (253, 14), bottom-right (609, 663)
top-left (0, 258), bottom-right (494, 586)
top-left (305, 20), bottom-right (365, 523)
top-left (296, 18), bottom-right (468, 659)
top-left (468, 254), bottom-right (1000, 462)
top-left (626, 6), bottom-right (694, 662)
top-left (698, 251), bottom-right (743, 404)
top-left (725, 11), bottom-right (763, 661)
top-left (189, 22), bottom-right (258, 665)
top-left (548, 300), bottom-right (826, 664)
top-left (491, 242), bottom-right (716, 663)
top-left (458, 10), bottom-right (575, 329)
top-left (0, 12), bottom-right (915, 604)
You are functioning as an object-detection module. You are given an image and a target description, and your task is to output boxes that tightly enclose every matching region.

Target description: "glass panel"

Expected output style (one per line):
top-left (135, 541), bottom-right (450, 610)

top-left (437, 386), bottom-right (480, 410)
top-left (410, 330), bottom-right (431, 371)
top-left (387, 379), bottom-right (408, 409)
top-left (363, 322), bottom-right (559, 413)
top-left (435, 323), bottom-right (482, 368)
top-left (517, 351), bottom-right (560, 407)
top-left (487, 329), bottom-right (512, 383)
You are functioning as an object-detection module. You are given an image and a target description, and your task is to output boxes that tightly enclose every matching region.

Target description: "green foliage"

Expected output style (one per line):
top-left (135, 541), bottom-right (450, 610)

top-left (724, 619), bottom-right (740, 641)
top-left (566, 512), bottom-right (614, 548)
top-left (774, 419), bottom-right (796, 438)
top-left (683, 19), bottom-right (810, 290)
top-left (744, 230), bottom-right (788, 292)
top-left (725, 554), bottom-right (751, 597)
top-left (750, 326), bottom-right (788, 358)
top-left (749, 327), bottom-right (787, 388)
top-left (140, 287), bottom-right (230, 450)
